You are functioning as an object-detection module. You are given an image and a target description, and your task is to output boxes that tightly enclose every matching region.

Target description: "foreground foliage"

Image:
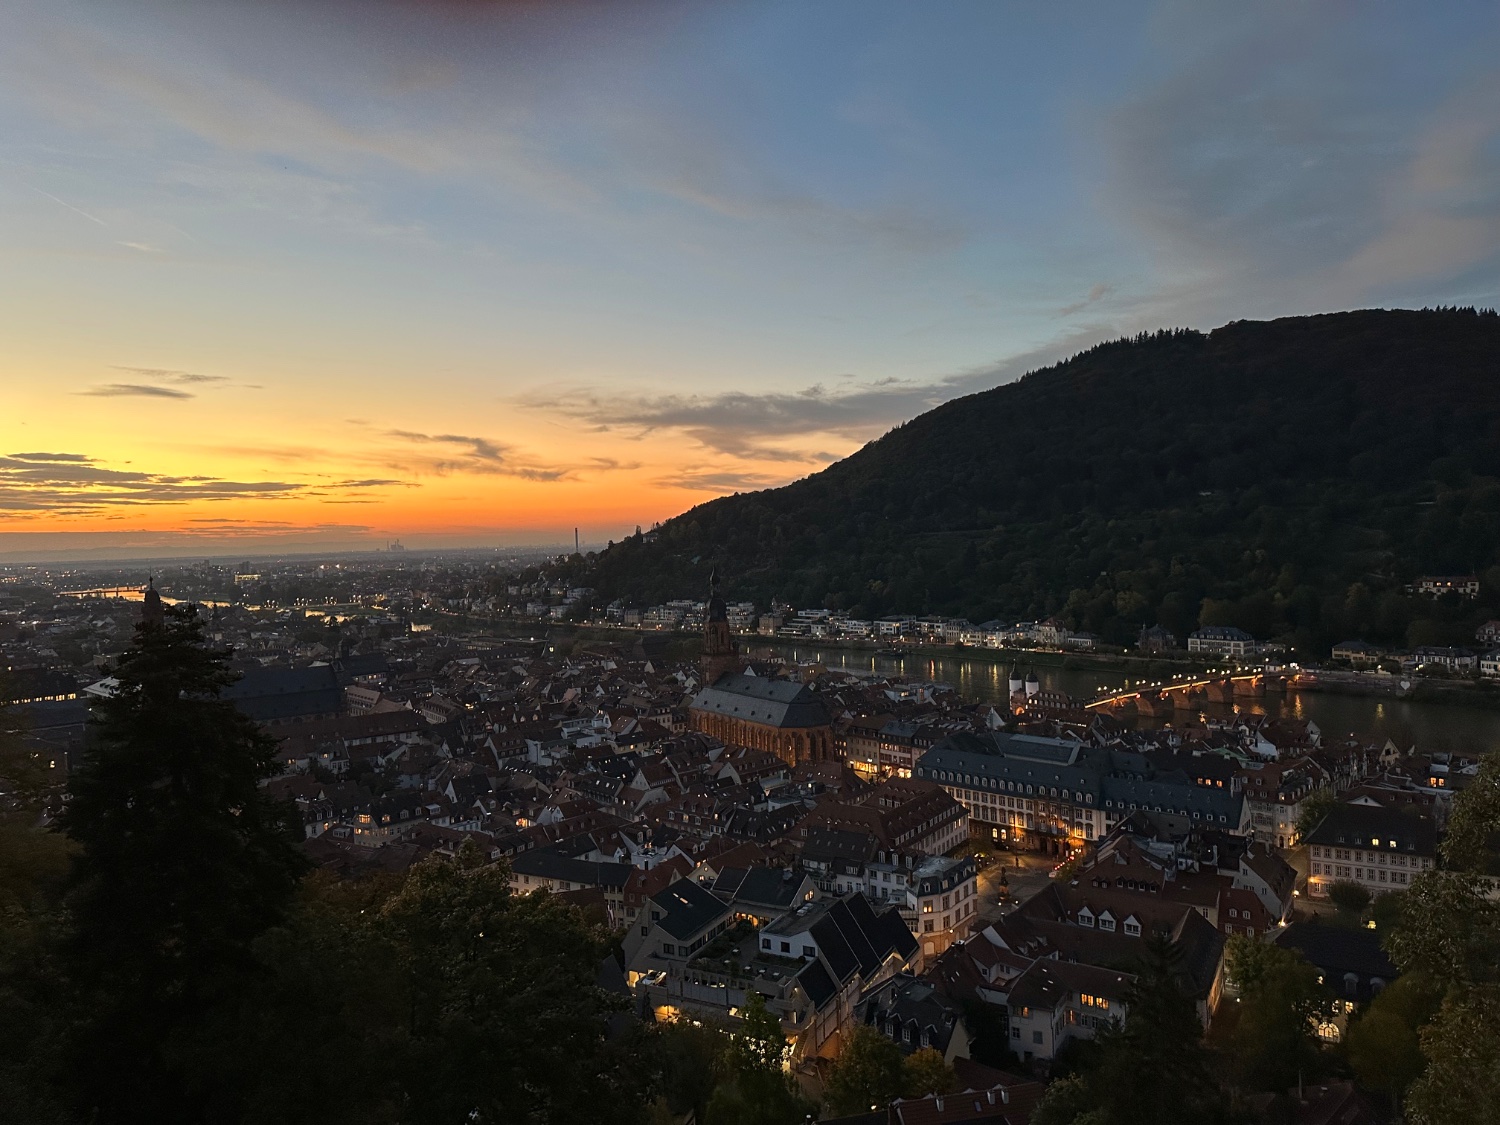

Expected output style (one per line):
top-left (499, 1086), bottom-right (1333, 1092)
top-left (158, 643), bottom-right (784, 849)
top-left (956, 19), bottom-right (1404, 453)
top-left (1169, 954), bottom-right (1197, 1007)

top-left (1030, 936), bottom-right (1231, 1125)
top-left (1383, 753), bottom-right (1500, 1125)
top-left (0, 609), bottom-right (653, 1125)
top-left (821, 1025), bottom-right (958, 1116)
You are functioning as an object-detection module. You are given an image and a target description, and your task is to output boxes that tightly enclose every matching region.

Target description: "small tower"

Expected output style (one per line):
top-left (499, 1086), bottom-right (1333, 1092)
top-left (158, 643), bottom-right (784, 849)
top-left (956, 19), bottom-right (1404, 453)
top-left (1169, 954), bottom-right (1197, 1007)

top-left (700, 565), bottom-right (739, 686)
top-left (141, 576), bottom-right (164, 629)
top-left (1024, 669), bottom-right (1040, 698)
top-left (1007, 665), bottom-right (1024, 697)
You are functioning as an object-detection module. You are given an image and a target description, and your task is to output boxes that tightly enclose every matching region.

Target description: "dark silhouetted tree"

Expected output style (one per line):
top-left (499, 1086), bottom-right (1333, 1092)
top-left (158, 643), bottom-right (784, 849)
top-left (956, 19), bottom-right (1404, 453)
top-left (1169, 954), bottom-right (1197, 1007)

top-left (58, 604), bottom-right (308, 1122)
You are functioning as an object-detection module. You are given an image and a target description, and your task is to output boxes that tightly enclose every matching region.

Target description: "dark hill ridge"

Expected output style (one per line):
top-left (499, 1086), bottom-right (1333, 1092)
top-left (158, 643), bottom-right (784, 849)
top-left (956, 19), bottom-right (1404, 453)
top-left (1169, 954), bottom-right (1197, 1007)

top-left (593, 308), bottom-right (1500, 653)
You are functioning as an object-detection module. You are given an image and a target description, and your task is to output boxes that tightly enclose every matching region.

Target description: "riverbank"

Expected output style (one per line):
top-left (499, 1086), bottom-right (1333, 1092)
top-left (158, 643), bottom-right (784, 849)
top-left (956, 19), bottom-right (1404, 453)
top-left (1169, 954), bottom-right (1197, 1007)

top-left (440, 614), bottom-right (1500, 717)
top-left (739, 634), bottom-right (1230, 680)
top-left (424, 614), bottom-right (1500, 750)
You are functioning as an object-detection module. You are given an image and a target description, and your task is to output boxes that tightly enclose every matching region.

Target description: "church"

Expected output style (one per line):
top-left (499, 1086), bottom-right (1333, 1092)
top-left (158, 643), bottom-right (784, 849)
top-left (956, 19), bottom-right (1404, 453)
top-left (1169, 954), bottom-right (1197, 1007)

top-left (688, 569), bottom-right (834, 768)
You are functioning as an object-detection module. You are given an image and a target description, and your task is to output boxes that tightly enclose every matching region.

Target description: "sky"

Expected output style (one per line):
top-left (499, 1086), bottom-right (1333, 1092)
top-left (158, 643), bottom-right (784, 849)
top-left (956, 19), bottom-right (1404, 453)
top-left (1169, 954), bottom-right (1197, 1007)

top-left (2, 0), bottom-right (1499, 560)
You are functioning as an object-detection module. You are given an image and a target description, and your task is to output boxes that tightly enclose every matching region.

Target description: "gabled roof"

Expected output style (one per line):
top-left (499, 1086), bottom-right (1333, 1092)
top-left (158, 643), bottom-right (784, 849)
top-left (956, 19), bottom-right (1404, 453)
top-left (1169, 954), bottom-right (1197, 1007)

top-left (797, 958), bottom-right (838, 1009)
top-left (811, 909), bottom-right (861, 981)
top-left (1304, 803), bottom-right (1437, 856)
top-left (510, 848), bottom-right (633, 890)
top-left (223, 664), bottom-right (343, 722)
top-left (650, 877), bottom-right (731, 942)
top-left (689, 673), bottom-right (831, 728)
top-left (733, 866), bottom-right (808, 909)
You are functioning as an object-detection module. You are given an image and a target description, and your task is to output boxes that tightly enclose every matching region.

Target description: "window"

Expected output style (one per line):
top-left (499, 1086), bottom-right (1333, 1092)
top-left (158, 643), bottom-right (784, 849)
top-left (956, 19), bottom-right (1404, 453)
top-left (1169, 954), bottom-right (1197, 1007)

top-left (1012, 1026), bottom-right (1021, 1039)
top-left (1033, 1031), bottom-right (1044, 1045)
top-left (1124, 920), bottom-right (1141, 936)
top-left (1098, 916), bottom-right (1116, 932)
top-left (923, 920), bottom-right (934, 933)
top-left (662, 943), bottom-right (675, 955)
top-left (802, 945), bottom-right (815, 958)
top-left (780, 941), bottom-right (791, 954)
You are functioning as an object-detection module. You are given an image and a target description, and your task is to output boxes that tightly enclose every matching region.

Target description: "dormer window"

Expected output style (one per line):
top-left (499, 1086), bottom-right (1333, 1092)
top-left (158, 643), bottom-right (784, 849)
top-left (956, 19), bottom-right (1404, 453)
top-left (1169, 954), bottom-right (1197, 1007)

top-left (1098, 913), bottom-right (1116, 932)
top-left (1123, 918), bottom-right (1141, 937)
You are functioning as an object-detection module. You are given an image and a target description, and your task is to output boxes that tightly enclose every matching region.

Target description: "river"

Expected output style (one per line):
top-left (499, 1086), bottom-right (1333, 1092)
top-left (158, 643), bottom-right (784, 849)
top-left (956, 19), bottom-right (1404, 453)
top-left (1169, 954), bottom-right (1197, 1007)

top-left (748, 644), bottom-right (1500, 754)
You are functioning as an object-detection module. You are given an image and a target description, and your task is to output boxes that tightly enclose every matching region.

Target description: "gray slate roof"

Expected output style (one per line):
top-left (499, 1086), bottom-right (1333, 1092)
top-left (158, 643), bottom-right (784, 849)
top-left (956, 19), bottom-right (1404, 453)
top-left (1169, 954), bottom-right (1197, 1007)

top-left (223, 664), bottom-right (343, 722)
top-left (650, 877), bottom-right (731, 942)
top-left (1304, 803), bottom-right (1437, 856)
top-left (689, 673), bottom-right (831, 728)
top-left (917, 732), bottom-right (1245, 825)
top-left (510, 848), bottom-right (633, 890)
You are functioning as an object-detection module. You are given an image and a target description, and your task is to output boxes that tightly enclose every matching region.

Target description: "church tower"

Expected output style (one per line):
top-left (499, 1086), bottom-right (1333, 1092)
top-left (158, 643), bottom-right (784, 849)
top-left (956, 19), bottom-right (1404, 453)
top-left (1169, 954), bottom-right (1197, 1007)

top-left (141, 576), bottom-right (164, 629)
top-left (700, 565), bottom-right (739, 686)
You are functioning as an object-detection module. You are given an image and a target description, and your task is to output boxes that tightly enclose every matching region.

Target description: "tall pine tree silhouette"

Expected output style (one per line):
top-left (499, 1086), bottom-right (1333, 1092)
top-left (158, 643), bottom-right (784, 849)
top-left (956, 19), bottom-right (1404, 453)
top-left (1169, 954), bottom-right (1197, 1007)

top-left (60, 601), bottom-right (306, 1123)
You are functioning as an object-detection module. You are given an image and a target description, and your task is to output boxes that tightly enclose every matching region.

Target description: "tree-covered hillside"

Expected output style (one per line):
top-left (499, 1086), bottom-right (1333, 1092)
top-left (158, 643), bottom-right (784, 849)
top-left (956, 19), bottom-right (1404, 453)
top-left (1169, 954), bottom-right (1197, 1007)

top-left (591, 309), bottom-right (1500, 654)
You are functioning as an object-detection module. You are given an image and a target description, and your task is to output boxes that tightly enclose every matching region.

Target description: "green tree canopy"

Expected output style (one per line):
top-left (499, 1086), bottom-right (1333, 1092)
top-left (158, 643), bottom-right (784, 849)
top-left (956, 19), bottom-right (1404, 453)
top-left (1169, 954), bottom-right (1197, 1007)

top-left (1383, 753), bottom-right (1500, 1124)
top-left (704, 992), bottom-right (811, 1125)
top-left (902, 1047), bottom-right (957, 1098)
top-left (586, 310), bottom-right (1500, 652)
top-left (1064, 936), bottom-right (1232, 1125)
top-left (823, 1025), bottom-right (904, 1116)
top-left (1227, 938), bottom-right (1332, 1093)
top-left (58, 604), bottom-right (308, 1122)
top-left (1327, 880), bottom-right (1373, 915)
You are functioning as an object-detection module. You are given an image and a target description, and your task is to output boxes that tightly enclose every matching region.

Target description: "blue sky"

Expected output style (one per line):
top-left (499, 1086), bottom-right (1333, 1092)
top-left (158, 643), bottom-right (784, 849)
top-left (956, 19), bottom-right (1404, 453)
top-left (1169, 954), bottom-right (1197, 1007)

top-left (1, 1), bottom-right (1498, 557)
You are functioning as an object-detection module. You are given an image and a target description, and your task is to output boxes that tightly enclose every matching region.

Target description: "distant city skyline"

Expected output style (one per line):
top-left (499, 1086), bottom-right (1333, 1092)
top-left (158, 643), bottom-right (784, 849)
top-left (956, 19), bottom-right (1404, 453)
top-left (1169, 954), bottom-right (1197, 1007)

top-left (3, 0), bottom-right (1498, 557)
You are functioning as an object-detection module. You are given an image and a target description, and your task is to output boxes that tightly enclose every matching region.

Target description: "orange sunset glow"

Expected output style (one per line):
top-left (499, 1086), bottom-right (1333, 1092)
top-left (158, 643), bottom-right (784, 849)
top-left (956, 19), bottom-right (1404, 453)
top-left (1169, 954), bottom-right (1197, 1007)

top-left (4, 1), bottom-right (1495, 562)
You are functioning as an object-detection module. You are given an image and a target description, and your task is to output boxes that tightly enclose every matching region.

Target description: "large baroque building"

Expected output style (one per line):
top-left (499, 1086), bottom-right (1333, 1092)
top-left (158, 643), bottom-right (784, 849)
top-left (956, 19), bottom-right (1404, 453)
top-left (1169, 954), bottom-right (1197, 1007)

top-left (915, 731), bottom-right (1250, 854)
top-left (1304, 803), bottom-right (1436, 900)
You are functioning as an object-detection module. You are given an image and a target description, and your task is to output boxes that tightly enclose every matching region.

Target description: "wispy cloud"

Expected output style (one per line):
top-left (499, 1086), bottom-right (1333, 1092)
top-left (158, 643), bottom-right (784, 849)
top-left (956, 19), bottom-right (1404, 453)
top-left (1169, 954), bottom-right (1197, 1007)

top-left (386, 429), bottom-right (508, 463)
top-left (382, 428), bottom-right (577, 481)
top-left (7, 452), bottom-right (93, 463)
top-left (1096, 5), bottom-right (1500, 311)
top-left (0, 451), bottom-right (407, 514)
top-left (78, 383), bottom-right (194, 399)
top-left (181, 518), bottom-right (374, 535)
top-left (656, 468), bottom-right (790, 493)
top-left (111, 366), bottom-right (226, 385)
top-left (522, 329), bottom-right (1111, 463)
top-left (1059, 283), bottom-right (1114, 317)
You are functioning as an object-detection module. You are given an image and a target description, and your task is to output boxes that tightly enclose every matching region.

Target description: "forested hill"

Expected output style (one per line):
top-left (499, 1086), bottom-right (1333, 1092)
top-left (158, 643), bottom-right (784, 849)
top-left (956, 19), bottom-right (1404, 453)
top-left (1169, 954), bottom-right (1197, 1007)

top-left (591, 308), bottom-right (1500, 654)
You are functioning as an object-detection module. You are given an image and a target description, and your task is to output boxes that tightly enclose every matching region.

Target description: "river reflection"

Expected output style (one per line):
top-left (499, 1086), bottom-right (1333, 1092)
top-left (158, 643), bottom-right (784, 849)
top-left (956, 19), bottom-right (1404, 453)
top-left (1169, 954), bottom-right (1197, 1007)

top-left (749, 645), bottom-right (1500, 754)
